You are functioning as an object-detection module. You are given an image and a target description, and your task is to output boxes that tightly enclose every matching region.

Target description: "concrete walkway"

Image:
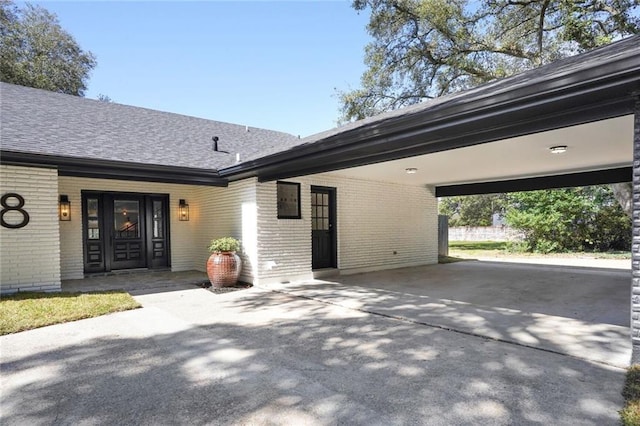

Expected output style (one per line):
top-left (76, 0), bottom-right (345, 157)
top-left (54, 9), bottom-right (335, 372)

top-left (1, 266), bottom-right (628, 425)
top-left (62, 270), bottom-right (207, 293)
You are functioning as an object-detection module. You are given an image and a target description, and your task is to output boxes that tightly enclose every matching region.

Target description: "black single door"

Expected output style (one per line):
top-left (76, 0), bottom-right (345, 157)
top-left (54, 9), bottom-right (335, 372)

top-left (110, 195), bottom-right (146, 270)
top-left (311, 186), bottom-right (336, 269)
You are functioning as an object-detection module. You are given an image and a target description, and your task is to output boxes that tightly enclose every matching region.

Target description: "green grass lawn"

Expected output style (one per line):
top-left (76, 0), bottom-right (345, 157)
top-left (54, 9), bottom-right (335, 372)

top-left (448, 240), bottom-right (631, 259)
top-left (447, 241), bottom-right (509, 259)
top-left (0, 291), bottom-right (141, 335)
top-left (622, 365), bottom-right (640, 425)
top-left (449, 241), bottom-right (508, 251)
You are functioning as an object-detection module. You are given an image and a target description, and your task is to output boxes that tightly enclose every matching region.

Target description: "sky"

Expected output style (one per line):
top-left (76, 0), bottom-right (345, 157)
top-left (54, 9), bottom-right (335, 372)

top-left (29, 1), bottom-right (371, 137)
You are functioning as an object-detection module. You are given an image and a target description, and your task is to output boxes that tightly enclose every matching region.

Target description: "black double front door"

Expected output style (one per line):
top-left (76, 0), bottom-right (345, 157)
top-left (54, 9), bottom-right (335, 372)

top-left (82, 192), bottom-right (170, 273)
top-left (311, 186), bottom-right (337, 269)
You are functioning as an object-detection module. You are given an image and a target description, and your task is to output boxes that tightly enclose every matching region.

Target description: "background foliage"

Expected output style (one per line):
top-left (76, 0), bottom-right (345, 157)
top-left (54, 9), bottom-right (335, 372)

top-left (340, 0), bottom-right (639, 120)
top-left (439, 194), bottom-right (506, 227)
top-left (439, 186), bottom-right (632, 253)
top-left (0, 0), bottom-right (96, 96)
top-left (505, 186), bottom-right (631, 253)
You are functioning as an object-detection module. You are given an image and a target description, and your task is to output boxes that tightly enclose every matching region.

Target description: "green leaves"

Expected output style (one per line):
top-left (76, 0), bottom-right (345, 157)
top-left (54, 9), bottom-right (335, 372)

top-left (440, 186), bottom-right (631, 253)
top-left (438, 194), bottom-right (506, 227)
top-left (339, 0), bottom-right (639, 122)
top-left (208, 237), bottom-right (241, 253)
top-left (0, 1), bottom-right (96, 96)
top-left (505, 186), bottom-right (631, 253)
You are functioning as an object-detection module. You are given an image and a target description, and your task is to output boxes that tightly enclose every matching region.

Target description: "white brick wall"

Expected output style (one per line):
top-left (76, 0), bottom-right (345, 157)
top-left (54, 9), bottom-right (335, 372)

top-left (1, 165), bottom-right (61, 293)
top-left (192, 179), bottom-right (258, 283)
top-left (256, 180), bottom-right (313, 284)
top-left (58, 177), bottom-right (201, 279)
top-left (253, 173), bottom-right (438, 284)
top-left (2, 168), bottom-right (437, 289)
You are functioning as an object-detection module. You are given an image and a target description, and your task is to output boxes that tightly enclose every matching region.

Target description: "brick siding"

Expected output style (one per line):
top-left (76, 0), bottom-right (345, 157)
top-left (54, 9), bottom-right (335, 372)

top-left (1, 165), bottom-right (61, 293)
top-left (253, 173), bottom-right (438, 284)
top-left (3, 169), bottom-right (438, 290)
top-left (632, 97), bottom-right (640, 363)
top-left (192, 179), bottom-right (258, 283)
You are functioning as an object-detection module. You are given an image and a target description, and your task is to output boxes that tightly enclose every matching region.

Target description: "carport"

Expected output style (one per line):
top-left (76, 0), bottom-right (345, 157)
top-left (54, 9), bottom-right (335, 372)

top-left (227, 36), bottom-right (640, 360)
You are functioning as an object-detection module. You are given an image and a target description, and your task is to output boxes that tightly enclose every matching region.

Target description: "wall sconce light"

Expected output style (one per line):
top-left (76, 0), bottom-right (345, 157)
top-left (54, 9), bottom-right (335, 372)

top-left (179, 199), bottom-right (189, 221)
top-left (59, 195), bottom-right (71, 221)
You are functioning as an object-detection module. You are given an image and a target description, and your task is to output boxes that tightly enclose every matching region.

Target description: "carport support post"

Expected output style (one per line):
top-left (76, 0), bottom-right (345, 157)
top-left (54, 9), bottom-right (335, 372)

top-left (633, 95), bottom-right (640, 364)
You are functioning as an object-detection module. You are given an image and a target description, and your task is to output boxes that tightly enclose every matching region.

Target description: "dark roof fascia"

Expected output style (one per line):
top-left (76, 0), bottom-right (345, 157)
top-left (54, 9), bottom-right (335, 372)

top-left (436, 167), bottom-right (631, 197)
top-left (220, 39), bottom-right (640, 183)
top-left (1, 151), bottom-right (228, 187)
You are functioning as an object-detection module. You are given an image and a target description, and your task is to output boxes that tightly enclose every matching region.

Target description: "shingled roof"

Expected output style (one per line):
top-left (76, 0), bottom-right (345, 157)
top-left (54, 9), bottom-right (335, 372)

top-left (0, 82), bottom-right (302, 171)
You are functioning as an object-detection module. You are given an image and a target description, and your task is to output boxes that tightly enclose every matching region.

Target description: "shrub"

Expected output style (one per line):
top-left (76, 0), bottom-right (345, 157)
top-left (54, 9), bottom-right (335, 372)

top-left (208, 237), bottom-right (240, 253)
top-left (505, 186), bottom-right (631, 253)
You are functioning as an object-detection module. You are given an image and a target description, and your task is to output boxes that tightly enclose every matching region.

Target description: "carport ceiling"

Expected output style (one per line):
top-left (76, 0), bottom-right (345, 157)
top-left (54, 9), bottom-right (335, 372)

top-left (328, 115), bottom-right (633, 187)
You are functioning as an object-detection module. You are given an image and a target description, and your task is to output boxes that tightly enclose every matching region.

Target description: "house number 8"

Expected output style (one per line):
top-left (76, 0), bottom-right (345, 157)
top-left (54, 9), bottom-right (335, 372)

top-left (1, 193), bottom-right (30, 229)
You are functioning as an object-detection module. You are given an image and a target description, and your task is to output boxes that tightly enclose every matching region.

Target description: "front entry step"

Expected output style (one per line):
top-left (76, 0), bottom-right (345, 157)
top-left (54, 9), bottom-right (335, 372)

top-left (313, 268), bottom-right (339, 279)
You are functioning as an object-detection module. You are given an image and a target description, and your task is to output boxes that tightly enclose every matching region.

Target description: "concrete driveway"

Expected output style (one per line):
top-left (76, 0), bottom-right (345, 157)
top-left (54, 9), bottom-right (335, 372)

top-left (0, 261), bottom-right (629, 425)
top-left (274, 260), bottom-right (631, 367)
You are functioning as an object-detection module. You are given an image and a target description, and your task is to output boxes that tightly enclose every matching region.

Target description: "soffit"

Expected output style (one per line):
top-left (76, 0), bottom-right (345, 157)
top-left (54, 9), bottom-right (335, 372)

top-left (326, 115), bottom-right (633, 187)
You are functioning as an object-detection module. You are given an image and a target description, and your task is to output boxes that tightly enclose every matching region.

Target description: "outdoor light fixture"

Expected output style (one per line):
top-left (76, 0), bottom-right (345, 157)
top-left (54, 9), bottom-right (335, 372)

top-left (405, 167), bottom-right (418, 174)
top-left (59, 195), bottom-right (71, 221)
top-left (549, 145), bottom-right (568, 154)
top-left (179, 199), bottom-right (189, 221)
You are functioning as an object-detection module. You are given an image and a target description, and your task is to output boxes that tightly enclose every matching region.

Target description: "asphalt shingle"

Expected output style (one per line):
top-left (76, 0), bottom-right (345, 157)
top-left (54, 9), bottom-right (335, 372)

top-left (0, 82), bottom-right (303, 171)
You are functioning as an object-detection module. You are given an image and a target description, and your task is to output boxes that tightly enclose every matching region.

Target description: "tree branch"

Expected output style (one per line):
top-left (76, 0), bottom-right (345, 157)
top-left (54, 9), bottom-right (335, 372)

top-left (538, 0), bottom-right (551, 64)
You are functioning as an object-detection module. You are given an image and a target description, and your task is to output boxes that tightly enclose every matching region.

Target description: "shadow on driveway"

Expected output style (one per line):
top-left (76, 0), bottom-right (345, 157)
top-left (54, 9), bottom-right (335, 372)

top-left (1, 287), bottom-right (626, 425)
top-left (266, 261), bottom-right (631, 368)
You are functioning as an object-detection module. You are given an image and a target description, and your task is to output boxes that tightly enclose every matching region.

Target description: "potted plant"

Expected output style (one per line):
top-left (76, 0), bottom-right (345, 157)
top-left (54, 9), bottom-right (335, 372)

top-left (206, 237), bottom-right (242, 288)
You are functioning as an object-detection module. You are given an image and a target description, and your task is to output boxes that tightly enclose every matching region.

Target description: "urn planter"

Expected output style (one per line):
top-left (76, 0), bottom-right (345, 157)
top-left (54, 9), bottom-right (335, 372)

top-left (206, 251), bottom-right (241, 288)
top-left (206, 237), bottom-right (242, 288)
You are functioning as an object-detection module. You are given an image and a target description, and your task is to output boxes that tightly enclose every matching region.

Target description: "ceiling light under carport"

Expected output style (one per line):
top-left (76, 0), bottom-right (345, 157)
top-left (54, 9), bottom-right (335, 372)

top-left (549, 145), bottom-right (568, 154)
top-left (405, 167), bottom-right (418, 174)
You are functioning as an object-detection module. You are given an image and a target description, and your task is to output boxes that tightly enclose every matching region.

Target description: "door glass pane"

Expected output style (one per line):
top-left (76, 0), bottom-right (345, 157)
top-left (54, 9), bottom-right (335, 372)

top-left (87, 198), bottom-right (100, 240)
top-left (153, 200), bottom-right (163, 238)
top-left (87, 199), bottom-right (99, 217)
top-left (88, 220), bottom-right (100, 239)
top-left (114, 200), bottom-right (140, 239)
top-left (312, 191), bottom-right (333, 230)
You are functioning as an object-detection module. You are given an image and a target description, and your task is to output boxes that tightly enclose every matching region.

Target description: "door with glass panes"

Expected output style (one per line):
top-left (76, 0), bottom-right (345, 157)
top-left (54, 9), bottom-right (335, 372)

top-left (82, 192), bottom-right (169, 273)
top-left (311, 186), bottom-right (336, 269)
